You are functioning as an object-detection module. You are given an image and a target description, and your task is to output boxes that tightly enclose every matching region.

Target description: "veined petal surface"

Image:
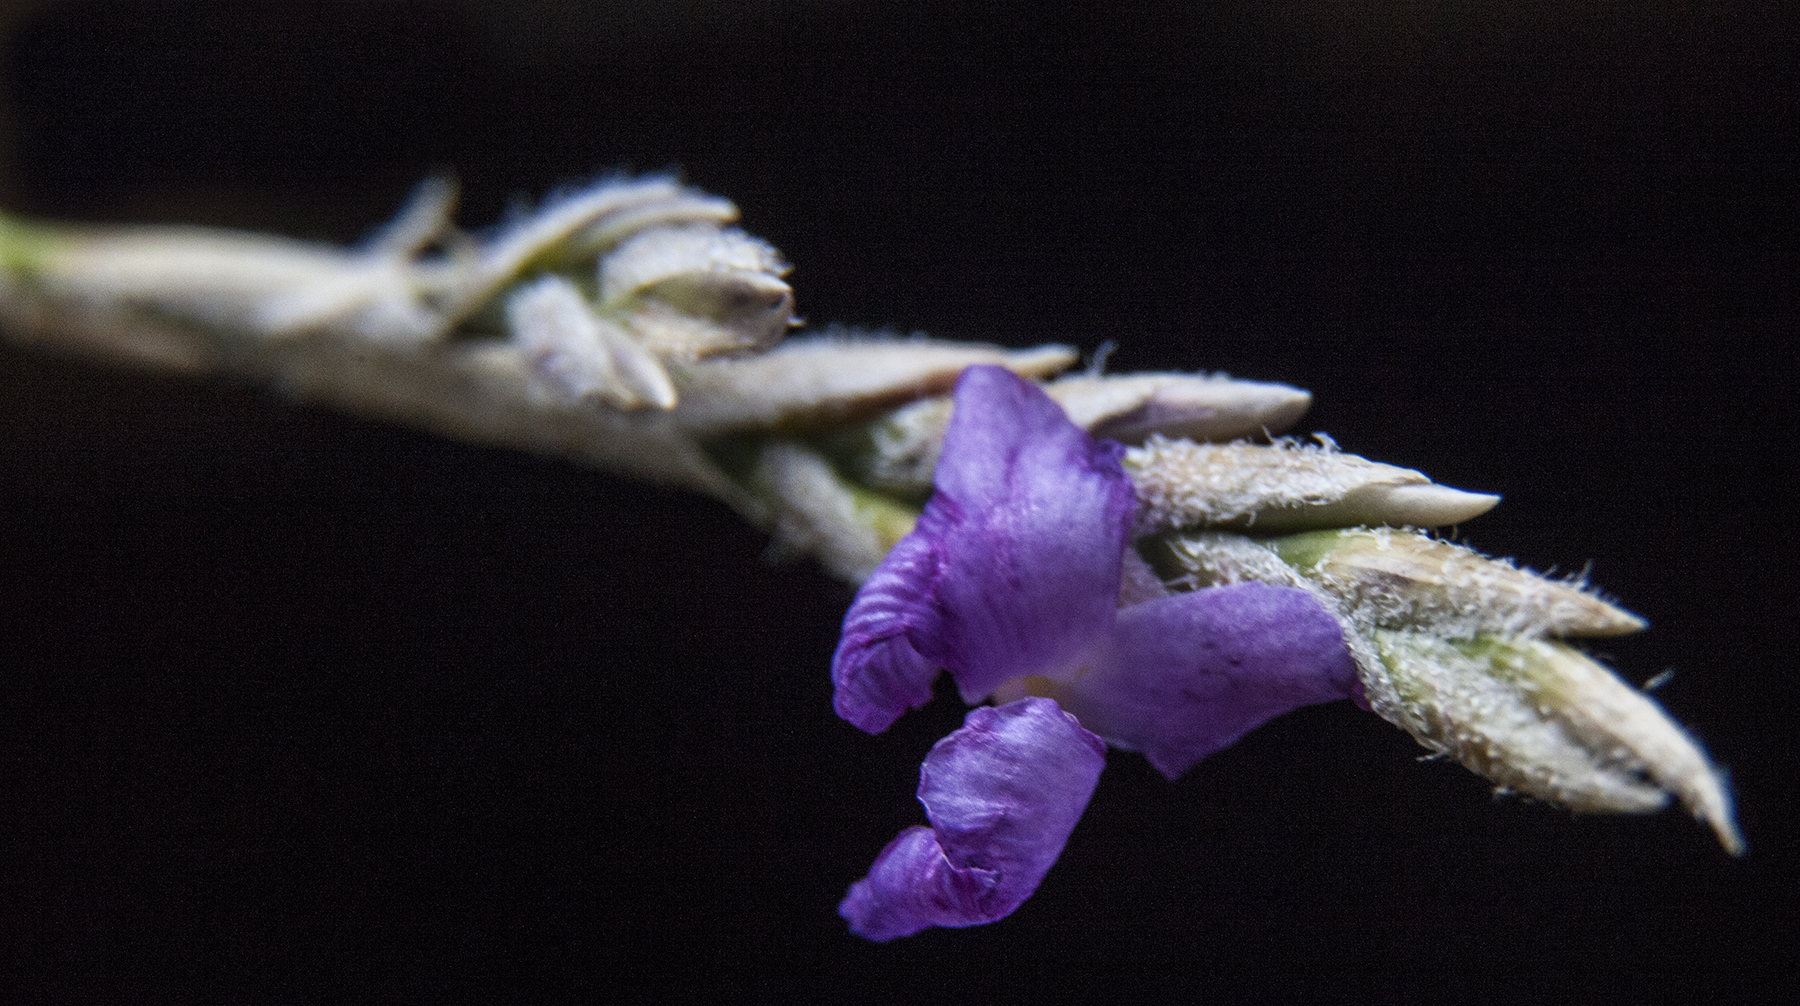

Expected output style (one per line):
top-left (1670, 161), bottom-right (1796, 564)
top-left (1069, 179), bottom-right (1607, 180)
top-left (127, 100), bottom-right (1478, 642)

top-left (916, 366), bottom-right (1135, 702)
top-left (830, 529), bottom-right (946, 732)
top-left (1067, 582), bottom-right (1360, 779)
top-left (839, 698), bottom-right (1106, 941)
top-left (830, 366), bottom-right (1134, 730)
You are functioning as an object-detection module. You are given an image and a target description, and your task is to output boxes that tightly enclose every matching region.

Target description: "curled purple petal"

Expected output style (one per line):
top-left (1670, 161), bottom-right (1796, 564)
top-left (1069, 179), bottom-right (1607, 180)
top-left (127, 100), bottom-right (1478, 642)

top-left (1065, 582), bottom-right (1359, 780)
top-left (839, 698), bottom-right (1106, 941)
top-left (830, 365), bottom-right (1135, 731)
top-left (831, 530), bottom-right (946, 733)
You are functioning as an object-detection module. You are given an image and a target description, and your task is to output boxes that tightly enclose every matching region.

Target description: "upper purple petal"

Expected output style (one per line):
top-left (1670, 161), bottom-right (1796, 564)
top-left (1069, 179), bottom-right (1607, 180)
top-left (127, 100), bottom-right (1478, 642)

top-left (1062, 582), bottom-right (1359, 780)
top-left (926, 367), bottom-right (1134, 702)
top-left (838, 697), bottom-right (1107, 941)
top-left (829, 365), bottom-right (1135, 732)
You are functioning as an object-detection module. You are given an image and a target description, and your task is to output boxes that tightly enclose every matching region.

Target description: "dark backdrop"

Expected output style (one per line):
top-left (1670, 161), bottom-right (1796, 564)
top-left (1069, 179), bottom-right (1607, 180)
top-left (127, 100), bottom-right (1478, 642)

top-left (0, 1), bottom-right (1792, 998)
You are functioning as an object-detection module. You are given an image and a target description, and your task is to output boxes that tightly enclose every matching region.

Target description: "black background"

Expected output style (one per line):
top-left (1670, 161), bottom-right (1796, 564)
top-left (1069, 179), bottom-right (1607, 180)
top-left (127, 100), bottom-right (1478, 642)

top-left (0, 1), bottom-right (1792, 998)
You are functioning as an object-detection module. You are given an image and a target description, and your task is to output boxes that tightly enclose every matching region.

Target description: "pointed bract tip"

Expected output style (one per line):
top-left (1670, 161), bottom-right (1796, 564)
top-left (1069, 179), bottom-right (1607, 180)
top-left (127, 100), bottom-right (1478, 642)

top-left (1703, 790), bottom-right (1746, 856)
top-left (1357, 631), bottom-right (1744, 855)
top-left (1367, 483), bottom-right (1501, 527)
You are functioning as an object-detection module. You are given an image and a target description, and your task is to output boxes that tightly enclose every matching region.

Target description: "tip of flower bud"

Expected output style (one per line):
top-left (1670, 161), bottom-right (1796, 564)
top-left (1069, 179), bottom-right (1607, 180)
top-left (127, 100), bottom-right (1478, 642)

top-left (1704, 788), bottom-right (1748, 855)
top-left (1125, 438), bottom-right (1501, 534)
top-left (1051, 373), bottom-right (1312, 444)
top-left (1521, 639), bottom-right (1744, 855)
top-left (1355, 630), bottom-right (1742, 854)
top-left (1352, 483), bottom-right (1501, 528)
top-left (627, 271), bottom-right (796, 358)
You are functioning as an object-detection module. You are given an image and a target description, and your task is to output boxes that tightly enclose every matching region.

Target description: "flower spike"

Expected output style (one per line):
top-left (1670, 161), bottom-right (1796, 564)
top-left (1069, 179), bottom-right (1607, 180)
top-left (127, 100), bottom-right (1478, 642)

top-left (0, 173), bottom-right (1743, 940)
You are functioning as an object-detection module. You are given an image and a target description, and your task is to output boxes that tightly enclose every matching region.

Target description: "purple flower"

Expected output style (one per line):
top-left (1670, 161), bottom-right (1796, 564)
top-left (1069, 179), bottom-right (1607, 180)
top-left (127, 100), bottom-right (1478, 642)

top-left (832, 365), bottom-right (1359, 940)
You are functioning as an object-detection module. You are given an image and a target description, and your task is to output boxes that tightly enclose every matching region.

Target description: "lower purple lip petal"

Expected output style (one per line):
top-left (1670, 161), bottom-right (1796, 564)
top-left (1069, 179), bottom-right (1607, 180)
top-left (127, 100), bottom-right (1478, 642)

top-left (1068, 582), bottom-right (1361, 780)
top-left (838, 698), bottom-right (1106, 941)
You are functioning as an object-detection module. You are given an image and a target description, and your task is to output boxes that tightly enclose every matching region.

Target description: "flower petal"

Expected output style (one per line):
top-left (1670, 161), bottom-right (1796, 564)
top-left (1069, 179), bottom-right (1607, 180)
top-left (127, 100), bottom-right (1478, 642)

top-left (928, 365), bottom-right (1134, 701)
top-left (830, 529), bottom-right (946, 732)
top-left (830, 365), bottom-right (1135, 730)
top-left (839, 698), bottom-right (1106, 941)
top-left (1064, 582), bottom-right (1360, 780)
